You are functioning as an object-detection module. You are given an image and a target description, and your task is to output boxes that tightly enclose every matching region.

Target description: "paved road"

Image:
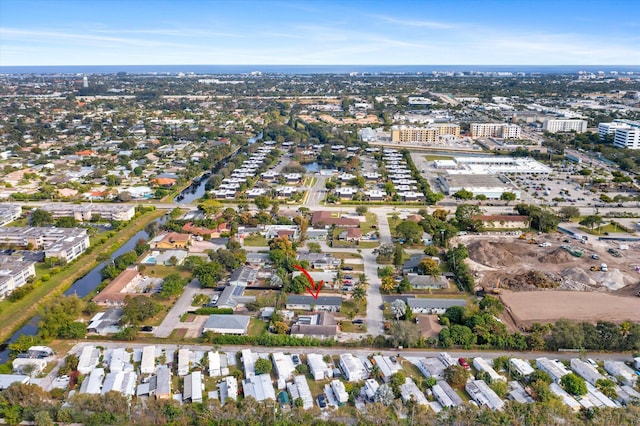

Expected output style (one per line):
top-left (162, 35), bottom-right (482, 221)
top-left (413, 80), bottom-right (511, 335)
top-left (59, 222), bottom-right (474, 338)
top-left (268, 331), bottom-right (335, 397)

top-left (154, 278), bottom-right (207, 338)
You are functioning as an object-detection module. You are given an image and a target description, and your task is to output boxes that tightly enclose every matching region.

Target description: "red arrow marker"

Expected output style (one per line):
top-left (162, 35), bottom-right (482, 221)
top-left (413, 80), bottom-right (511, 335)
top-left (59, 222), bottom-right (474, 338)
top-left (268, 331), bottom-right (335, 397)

top-left (293, 264), bottom-right (324, 299)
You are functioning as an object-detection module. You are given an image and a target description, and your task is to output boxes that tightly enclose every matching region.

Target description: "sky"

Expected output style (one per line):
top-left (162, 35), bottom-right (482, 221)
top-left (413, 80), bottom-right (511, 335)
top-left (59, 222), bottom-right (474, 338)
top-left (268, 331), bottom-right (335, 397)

top-left (1, 0), bottom-right (639, 66)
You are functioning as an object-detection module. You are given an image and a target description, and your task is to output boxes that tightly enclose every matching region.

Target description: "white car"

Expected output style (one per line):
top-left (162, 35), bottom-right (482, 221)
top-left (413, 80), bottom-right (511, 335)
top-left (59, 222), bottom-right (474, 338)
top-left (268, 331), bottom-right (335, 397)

top-left (538, 242), bottom-right (552, 247)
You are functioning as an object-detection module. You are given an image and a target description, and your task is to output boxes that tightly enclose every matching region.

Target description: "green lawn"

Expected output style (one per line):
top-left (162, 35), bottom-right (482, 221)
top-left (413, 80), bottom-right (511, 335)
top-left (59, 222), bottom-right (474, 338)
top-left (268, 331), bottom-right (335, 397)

top-left (341, 300), bottom-right (366, 318)
top-left (329, 252), bottom-right (362, 259)
top-left (243, 234), bottom-right (268, 247)
top-left (248, 318), bottom-right (269, 337)
top-left (387, 215), bottom-right (401, 235)
top-left (340, 321), bottom-right (367, 333)
top-left (424, 155), bottom-right (454, 161)
top-left (361, 212), bottom-right (378, 234)
top-left (578, 223), bottom-right (625, 235)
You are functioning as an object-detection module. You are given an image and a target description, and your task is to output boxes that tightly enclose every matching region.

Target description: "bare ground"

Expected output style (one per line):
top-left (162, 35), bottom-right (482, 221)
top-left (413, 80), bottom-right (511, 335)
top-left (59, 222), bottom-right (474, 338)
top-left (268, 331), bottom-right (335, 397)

top-left (457, 233), bottom-right (640, 326)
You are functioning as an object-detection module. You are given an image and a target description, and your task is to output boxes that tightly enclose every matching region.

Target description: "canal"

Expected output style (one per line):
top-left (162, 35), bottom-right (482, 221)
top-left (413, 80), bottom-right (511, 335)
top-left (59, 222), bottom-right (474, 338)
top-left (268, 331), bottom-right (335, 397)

top-left (0, 215), bottom-right (166, 364)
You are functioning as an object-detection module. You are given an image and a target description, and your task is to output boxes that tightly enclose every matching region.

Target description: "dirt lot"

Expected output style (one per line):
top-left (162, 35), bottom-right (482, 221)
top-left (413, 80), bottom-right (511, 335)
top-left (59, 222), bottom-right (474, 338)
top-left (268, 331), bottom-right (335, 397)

top-left (457, 232), bottom-right (640, 326)
top-left (500, 291), bottom-right (640, 326)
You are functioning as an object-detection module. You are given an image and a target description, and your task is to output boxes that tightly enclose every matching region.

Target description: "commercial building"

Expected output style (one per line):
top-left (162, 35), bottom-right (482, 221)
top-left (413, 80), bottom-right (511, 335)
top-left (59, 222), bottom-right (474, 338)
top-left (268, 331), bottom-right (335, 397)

top-left (473, 357), bottom-right (505, 382)
top-left (307, 353), bottom-right (333, 381)
top-left (604, 361), bottom-right (637, 387)
top-left (542, 119), bottom-right (587, 133)
top-left (36, 203), bottom-right (135, 222)
top-left (613, 127), bottom-right (640, 149)
top-left (0, 227), bottom-right (90, 262)
top-left (339, 353), bottom-right (368, 382)
top-left (465, 380), bottom-right (505, 410)
top-left (570, 359), bottom-right (603, 385)
top-left (0, 255), bottom-right (36, 299)
top-left (438, 174), bottom-right (520, 199)
top-left (0, 204), bottom-right (21, 226)
top-left (203, 315), bottom-right (251, 335)
top-left (471, 123), bottom-right (521, 139)
top-left (536, 358), bottom-right (570, 383)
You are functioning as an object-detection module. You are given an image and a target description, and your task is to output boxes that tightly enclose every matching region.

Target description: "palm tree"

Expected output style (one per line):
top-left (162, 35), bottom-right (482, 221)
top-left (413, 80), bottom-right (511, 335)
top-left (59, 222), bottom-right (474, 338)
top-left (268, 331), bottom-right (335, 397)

top-left (353, 284), bottom-right (366, 303)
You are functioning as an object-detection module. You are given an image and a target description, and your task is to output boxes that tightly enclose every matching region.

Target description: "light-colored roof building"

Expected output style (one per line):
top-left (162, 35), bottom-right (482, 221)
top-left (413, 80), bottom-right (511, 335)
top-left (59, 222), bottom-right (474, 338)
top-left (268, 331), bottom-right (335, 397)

top-left (400, 378), bottom-right (428, 405)
top-left (339, 353), bottom-right (367, 382)
top-left (208, 351), bottom-right (222, 377)
top-left (570, 359), bottom-right (603, 385)
top-left (80, 368), bottom-right (105, 395)
top-left (102, 371), bottom-right (137, 397)
top-left (243, 373), bottom-right (275, 402)
top-left (0, 374), bottom-right (29, 390)
top-left (272, 352), bottom-right (295, 382)
top-left (178, 348), bottom-right (190, 376)
top-left (307, 353), bottom-right (332, 381)
top-left (550, 382), bottom-right (581, 411)
top-left (473, 357), bottom-right (505, 382)
top-left (372, 355), bottom-right (402, 383)
top-left (290, 375), bottom-right (314, 409)
top-left (184, 371), bottom-right (204, 403)
top-left (604, 360), bottom-right (636, 387)
top-left (140, 346), bottom-right (156, 375)
top-left (12, 358), bottom-right (47, 376)
top-left (536, 357), bottom-right (570, 383)
top-left (203, 314), bottom-right (251, 335)
top-left (509, 358), bottom-right (535, 377)
top-left (242, 349), bottom-right (256, 378)
top-left (432, 380), bottom-right (463, 407)
top-left (331, 379), bottom-right (349, 404)
top-left (77, 346), bottom-right (100, 375)
top-left (219, 376), bottom-right (238, 405)
top-left (465, 379), bottom-right (505, 411)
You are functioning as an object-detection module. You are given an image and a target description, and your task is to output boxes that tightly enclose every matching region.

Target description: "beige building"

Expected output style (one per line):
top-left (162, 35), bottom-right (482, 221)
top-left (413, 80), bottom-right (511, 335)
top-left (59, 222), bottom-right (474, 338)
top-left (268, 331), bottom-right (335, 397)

top-left (542, 119), bottom-right (587, 133)
top-left (391, 124), bottom-right (460, 143)
top-left (471, 123), bottom-right (521, 139)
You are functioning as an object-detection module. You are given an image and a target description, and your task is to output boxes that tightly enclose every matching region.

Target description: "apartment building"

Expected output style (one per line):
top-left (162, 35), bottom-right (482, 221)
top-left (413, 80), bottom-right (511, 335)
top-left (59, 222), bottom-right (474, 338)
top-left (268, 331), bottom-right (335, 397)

top-left (471, 123), bottom-right (521, 139)
top-left (0, 227), bottom-right (90, 262)
top-left (391, 124), bottom-right (460, 143)
top-left (613, 127), bottom-right (640, 149)
top-left (36, 203), bottom-right (135, 222)
top-left (0, 204), bottom-right (21, 227)
top-left (542, 119), bottom-right (587, 133)
top-left (0, 255), bottom-right (36, 299)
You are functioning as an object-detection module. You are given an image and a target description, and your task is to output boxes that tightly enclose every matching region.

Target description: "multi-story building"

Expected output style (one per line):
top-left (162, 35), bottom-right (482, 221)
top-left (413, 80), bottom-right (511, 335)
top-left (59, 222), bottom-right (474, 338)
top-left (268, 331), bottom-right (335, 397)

top-left (613, 127), bottom-right (640, 149)
top-left (0, 255), bottom-right (36, 299)
top-left (542, 119), bottom-right (587, 133)
top-left (36, 204), bottom-right (135, 222)
top-left (470, 123), bottom-right (521, 139)
top-left (598, 120), bottom-right (636, 140)
top-left (391, 124), bottom-right (460, 143)
top-left (0, 205), bottom-right (21, 227)
top-left (0, 227), bottom-right (90, 262)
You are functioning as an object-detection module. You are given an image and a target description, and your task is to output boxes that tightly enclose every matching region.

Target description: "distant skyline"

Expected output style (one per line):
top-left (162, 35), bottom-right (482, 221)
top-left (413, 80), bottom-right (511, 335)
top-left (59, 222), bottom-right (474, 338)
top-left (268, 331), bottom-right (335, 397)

top-left (1, 0), bottom-right (639, 67)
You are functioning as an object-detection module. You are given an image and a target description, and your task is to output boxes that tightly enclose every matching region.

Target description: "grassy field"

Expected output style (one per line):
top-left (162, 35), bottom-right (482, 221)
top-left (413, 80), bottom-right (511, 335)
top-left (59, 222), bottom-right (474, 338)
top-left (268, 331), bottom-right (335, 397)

top-left (0, 209), bottom-right (166, 343)
top-left (424, 154), bottom-right (454, 161)
top-left (248, 318), bottom-right (269, 337)
top-left (243, 234), bottom-right (268, 247)
top-left (329, 252), bottom-right (362, 259)
top-left (578, 223), bottom-right (625, 235)
top-left (340, 321), bottom-right (367, 333)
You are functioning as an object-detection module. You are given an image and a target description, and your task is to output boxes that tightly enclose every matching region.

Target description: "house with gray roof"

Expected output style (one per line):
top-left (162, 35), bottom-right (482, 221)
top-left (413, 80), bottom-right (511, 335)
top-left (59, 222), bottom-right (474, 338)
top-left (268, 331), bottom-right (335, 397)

top-left (405, 274), bottom-right (449, 289)
top-left (203, 315), bottom-right (251, 335)
top-left (406, 298), bottom-right (466, 314)
top-left (285, 295), bottom-right (342, 312)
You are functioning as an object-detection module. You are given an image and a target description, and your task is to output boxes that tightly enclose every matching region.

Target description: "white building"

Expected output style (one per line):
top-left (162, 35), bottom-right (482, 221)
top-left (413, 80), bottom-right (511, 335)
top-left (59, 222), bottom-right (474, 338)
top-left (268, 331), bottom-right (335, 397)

top-left (219, 376), bottom-right (238, 405)
top-left (77, 346), bottom-right (100, 375)
top-left (0, 256), bottom-right (36, 300)
top-left (184, 371), bottom-right (204, 403)
top-left (272, 352), bottom-right (295, 383)
top-left (543, 119), bottom-right (588, 133)
top-left (399, 378), bottom-right (429, 405)
top-left (288, 375), bottom-right (314, 409)
top-left (473, 357), bottom-right (505, 382)
top-left (339, 354), bottom-right (367, 382)
top-left (177, 348), bottom-right (190, 376)
top-left (0, 204), bottom-right (21, 227)
top-left (140, 346), bottom-right (156, 375)
top-left (12, 358), bottom-right (47, 376)
top-left (331, 379), bottom-right (349, 404)
top-left (465, 380), bottom-right (505, 410)
top-left (362, 378), bottom-right (380, 401)
top-left (613, 127), bottom-right (640, 149)
top-left (80, 368), bottom-right (105, 395)
top-left (604, 361), bottom-right (637, 387)
top-left (243, 374), bottom-right (275, 402)
top-left (102, 371), bottom-right (137, 397)
top-left (509, 358), bottom-right (535, 377)
top-left (307, 353), bottom-right (332, 381)
top-left (208, 351), bottom-right (222, 377)
top-left (536, 357), bottom-right (570, 383)
top-left (570, 359), bottom-right (603, 385)
top-left (550, 383), bottom-right (581, 411)
top-left (432, 381), bottom-right (463, 408)
top-left (372, 355), bottom-right (402, 383)
top-left (242, 349), bottom-right (256, 378)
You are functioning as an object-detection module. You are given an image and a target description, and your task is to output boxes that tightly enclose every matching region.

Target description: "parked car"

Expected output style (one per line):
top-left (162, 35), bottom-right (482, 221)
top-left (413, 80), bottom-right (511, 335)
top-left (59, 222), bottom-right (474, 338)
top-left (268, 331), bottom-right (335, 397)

top-left (292, 354), bottom-right (301, 366)
top-left (317, 394), bottom-right (327, 408)
top-left (341, 266), bottom-right (353, 271)
top-left (458, 358), bottom-right (470, 369)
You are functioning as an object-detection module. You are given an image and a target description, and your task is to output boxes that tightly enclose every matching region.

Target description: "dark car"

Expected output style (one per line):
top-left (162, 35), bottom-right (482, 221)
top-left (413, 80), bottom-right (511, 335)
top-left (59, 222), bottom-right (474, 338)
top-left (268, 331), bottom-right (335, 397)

top-left (341, 266), bottom-right (353, 271)
top-left (318, 394), bottom-right (327, 408)
top-left (141, 326), bottom-right (154, 332)
top-left (292, 355), bottom-right (301, 366)
top-left (352, 319), bottom-right (364, 325)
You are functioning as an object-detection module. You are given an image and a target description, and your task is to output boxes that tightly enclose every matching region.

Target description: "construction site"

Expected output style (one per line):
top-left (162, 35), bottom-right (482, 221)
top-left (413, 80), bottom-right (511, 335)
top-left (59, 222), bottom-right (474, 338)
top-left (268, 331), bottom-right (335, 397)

top-left (458, 232), bottom-right (640, 329)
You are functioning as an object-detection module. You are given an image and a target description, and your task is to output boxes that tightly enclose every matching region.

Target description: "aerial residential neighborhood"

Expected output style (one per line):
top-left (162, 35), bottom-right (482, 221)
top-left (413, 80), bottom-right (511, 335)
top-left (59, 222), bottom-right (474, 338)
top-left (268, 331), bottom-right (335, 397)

top-left (1, 1), bottom-right (640, 425)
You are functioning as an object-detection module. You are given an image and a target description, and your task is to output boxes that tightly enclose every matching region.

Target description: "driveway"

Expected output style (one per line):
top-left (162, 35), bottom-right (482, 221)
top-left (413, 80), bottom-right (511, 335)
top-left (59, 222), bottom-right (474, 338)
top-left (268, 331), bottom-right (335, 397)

top-left (154, 278), bottom-right (210, 338)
